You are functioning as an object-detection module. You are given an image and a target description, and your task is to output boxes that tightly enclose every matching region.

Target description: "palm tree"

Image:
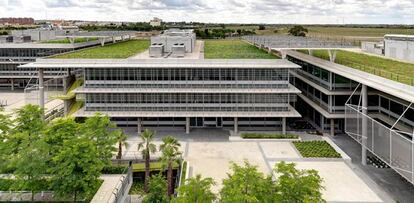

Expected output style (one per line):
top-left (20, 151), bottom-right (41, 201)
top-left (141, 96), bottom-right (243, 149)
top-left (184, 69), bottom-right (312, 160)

top-left (160, 136), bottom-right (182, 197)
top-left (115, 130), bottom-right (128, 160)
top-left (138, 129), bottom-right (157, 192)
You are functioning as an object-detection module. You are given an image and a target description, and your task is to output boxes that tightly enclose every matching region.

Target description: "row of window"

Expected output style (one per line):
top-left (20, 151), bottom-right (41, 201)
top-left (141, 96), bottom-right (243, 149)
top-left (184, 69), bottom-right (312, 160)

top-left (84, 68), bottom-right (289, 81)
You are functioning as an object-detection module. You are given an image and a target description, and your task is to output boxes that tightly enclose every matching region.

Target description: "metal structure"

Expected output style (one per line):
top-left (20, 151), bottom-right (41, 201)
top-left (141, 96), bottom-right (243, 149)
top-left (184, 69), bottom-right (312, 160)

top-left (243, 35), bottom-right (356, 50)
top-left (345, 85), bottom-right (414, 184)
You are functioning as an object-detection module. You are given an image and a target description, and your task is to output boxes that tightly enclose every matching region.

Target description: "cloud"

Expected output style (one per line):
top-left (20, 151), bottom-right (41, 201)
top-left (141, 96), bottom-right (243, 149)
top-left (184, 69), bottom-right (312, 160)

top-left (0, 0), bottom-right (413, 24)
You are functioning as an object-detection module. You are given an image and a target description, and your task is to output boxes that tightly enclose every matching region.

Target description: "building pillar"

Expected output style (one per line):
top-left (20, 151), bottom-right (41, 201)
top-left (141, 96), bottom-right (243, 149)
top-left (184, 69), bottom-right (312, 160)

top-left (361, 84), bottom-right (368, 165)
top-left (137, 118), bottom-right (142, 134)
top-left (10, 78), bottom-right (14, 91)
top-left (38, 69), bottom-right (45, 119)
top-left (282, 117), bottom-right (286, 135)
top-left (112, 37), bottom-right (116, 43)
top-left (186, 117), bottom-right (190, 134)
top-left (328, 49), bottom-right (337, 62)
top-left (308, 49), bottom-right (313, 56)
top-left (268, 47), bottom-right (272, 54)
top-left (330, 119), bottom-right (335, 136)
top-left (234, 117), bottom-right (238, 134)
top-left (62, 77), bottom-right (69, 116)
top-left (280, 50), bottom-right (287, 59)
top-left (99, 38), bottom-right (105, 46)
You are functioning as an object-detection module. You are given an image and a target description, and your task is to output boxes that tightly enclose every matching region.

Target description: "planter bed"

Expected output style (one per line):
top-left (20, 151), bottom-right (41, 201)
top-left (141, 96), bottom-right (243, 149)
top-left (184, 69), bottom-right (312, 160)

top-left (293, 140), bottom-right (341, 158)
top-left (241, 133), bottom-right (299, 139)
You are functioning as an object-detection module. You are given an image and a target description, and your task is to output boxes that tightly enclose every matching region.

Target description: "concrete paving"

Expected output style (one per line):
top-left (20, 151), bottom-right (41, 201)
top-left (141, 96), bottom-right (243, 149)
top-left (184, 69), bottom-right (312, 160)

top-left (91, 174), bottom-right (124, 203)
top-left (331, 134), bottom-right (414, 203)
top-left (122, 127), bottom-right (396, 202)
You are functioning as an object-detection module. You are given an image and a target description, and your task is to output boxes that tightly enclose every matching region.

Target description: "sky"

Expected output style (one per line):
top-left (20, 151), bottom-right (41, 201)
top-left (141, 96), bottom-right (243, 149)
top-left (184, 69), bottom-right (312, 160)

top-left (1, 0), bottom-right (414, 24)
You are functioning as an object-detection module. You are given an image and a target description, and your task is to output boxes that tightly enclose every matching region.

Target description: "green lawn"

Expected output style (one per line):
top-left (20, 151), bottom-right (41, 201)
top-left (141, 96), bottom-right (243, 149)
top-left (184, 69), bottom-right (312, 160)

top-left (132, 161), bottom-right (179, 172)
top-left (301, 50), bottom-right (414, 85)
top-left (52, 39), bottom-right (150, 59)
top-left (241, 133), bottom-right (298, 139)
top-left (42, 37), bottom-right (98, 44)
top-left (204, 39), bottom-right (278, 59)
top-left (293, 141), bottom-right (341, 158)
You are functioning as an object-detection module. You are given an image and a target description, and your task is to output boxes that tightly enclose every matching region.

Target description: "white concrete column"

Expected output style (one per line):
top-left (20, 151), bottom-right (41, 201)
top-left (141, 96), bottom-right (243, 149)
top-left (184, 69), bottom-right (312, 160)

top-left (112, 37), bottom-right (116, 43)
top-left (328, 50), bottom-right (337, 62)
top-left (38, 69), bottom-right (45, 119)
top-left (137, 118), bottom-right (142, 134)
top-left (99, 38), bottom-right (105, 46)
top-left (10, 78), bottom-right (14, 91)
top-left (268, 47), bottom-right (272, 54)
top-left (330, 119), bottom-right (335, 136)
top-left (361, 84), bottom-right (368, 165)
top-left (185, 117), bottom-right (190, 134)
top-left (280, 50), bottom-right (287, 59)
top-left (282, 117), bottom-right (286, 135)
top-left (63, 77), bottom-right (69, 116)
top-left (308, 49), bottom-right (313, 56)
top-left (234, 117), bottom-right (238, 134)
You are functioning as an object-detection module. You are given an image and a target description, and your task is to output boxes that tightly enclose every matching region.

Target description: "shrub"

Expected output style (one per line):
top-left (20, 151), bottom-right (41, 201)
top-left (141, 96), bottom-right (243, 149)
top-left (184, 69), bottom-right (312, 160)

top-left (101, 165), bottom-right (128, 174)
top-left (241, 133), bottom-right (298, 139)
top-left (293, 141), bottom-right (341, 158)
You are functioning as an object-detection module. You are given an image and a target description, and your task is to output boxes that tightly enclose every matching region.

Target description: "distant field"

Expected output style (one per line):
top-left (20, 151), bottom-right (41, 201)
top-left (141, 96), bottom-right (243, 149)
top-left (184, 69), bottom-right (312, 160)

top-left (300, 50), bottom-right (414, 85)
top-left (42, 37), bottom-right (98, 44)
top-left (52, 39), bottom-right (149, 59)
top-left (204, 39), bottom-right (278, 59)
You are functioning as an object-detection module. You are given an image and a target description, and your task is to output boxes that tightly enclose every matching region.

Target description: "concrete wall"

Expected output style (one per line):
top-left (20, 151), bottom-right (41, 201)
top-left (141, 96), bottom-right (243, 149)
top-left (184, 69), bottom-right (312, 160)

top-left (361, 41), bottom-right (383, 55)
top-left (384, 39), bottom-right (414, 62)
top-left (11, 30), bottom-right (57, 41)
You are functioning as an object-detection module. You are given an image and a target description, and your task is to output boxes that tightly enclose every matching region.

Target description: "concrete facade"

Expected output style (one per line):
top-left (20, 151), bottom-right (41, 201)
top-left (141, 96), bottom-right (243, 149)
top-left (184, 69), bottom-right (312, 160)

top-left (384, 34), bottom-right (414, 62)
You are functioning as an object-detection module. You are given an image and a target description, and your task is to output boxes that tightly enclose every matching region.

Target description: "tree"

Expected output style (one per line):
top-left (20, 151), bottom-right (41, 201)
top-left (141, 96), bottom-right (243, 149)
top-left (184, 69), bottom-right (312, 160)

top-left (137, 129), bottom-right (157, 192)
top-left (51, 136), bottom-right (103, 201)
top-left (173, 174), bottom-right (216, 203)
top-left (142, 174), bottom-right (169, 203)
top-left (79, 113), bottom-right (118, 166)
top-left (220, 160), bottom-right (276, 203)
top-left (115, 130), bottom-right (128, 160)
top-left (274, 162), bottom-right (325, 203)
top-left (288, 25), bottom-right (308, 37)
top-left (0, 107), bottom-right (12, 137)
top-left (44, 117), bottom-right (79, 158)
top-left (258, 25), bottom-right (266, 30)
top-left (160, 136), bottom-right (182, 197)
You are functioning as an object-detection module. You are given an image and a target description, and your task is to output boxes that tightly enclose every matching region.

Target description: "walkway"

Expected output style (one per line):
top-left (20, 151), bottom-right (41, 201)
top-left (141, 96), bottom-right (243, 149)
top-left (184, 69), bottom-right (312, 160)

top-left (90, 174), bottom-right (124, 203)
top-left (331, 134), bottom-right (414, 203)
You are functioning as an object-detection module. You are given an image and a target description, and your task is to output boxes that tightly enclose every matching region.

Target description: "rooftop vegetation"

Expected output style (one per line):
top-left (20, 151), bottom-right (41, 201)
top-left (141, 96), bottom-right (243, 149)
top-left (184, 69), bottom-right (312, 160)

top-left (241, 133), bottom-right (298, 139)
top-left (204, 39), bottom-right (279, 59)
top-left (300, 50), bottom-right (414, 86)
top-left (52, 39), bottom-right (149, 59)
top-left (42, 37), bottom-right (98, 44)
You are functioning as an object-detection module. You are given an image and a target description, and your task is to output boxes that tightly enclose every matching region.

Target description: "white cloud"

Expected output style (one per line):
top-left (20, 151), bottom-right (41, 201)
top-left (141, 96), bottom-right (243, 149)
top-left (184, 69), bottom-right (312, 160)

top-left (0, 0), bottom-right (413, 24)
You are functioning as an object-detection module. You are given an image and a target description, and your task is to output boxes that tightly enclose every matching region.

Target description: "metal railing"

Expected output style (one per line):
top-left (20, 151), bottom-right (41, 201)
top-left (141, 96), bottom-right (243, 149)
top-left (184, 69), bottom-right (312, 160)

top-left (108, 165), bottom-right (133, 203)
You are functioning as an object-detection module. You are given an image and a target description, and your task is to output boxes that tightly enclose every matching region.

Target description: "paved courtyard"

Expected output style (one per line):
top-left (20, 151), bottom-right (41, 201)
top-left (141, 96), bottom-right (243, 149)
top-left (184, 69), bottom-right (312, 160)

top-left (123, 128), bottom-right (392, 202)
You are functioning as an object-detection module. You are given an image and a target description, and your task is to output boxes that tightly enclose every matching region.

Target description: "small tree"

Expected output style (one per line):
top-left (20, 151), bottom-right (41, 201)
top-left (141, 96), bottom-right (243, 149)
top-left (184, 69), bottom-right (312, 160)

top-left (220, 160), bottom-right (276, 203)
top-left (115, 130), bottom-right (128, 160)
top-left (274, 162), bottom-right (325, 203)
top-left (137, 129), bottom-right (157, 192)
top-left (142, 174), bottom-right (169, 203)
top-left (80, 113), bottom-right (118, 165)
top-left (258, 25), bottom-right (266, 30)
top-left (173, 174), bottom-right (216, 203)
top-left (13, 104), bottom-right (45, 135)
top-left (51, 136), bottom-right (103, 201)
top-left (160, 136), bottom-right (182, 197)
top-left (0, 107), bottom-right (12, 137)
top-left (288, 25), bottom-right (308, 37)
top-left (44, 117), bottom-right (79, 158)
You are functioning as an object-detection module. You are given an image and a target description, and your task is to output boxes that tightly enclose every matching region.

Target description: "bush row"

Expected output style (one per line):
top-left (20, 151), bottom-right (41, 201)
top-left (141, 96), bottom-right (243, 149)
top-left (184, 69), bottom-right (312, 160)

top-left (241, 133), bottom-right (299, 139)
top-left (293, 141), bottom-right (341, 158)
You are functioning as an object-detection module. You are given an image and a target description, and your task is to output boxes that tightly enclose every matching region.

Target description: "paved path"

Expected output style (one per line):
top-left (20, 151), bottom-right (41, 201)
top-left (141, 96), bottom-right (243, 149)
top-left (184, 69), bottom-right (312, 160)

top-left (91, 174), bottom-right (124, 203)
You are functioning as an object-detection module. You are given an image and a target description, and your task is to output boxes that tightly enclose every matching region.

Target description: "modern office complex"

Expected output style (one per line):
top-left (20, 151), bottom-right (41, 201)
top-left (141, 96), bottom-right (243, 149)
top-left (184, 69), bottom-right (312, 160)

top-left (245, 35), bottom-right (414, 185)
top-left (23, 59), bottom-right (301, 134)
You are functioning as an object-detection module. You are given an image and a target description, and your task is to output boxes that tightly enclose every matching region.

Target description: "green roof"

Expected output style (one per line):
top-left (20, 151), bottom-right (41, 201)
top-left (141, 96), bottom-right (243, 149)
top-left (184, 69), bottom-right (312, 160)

top-left (204, 39), bottom-right (279, 59)
top-left (300, 50), bottom-right (414, 86)
top-left (51, 39), bottom-right (150, 59)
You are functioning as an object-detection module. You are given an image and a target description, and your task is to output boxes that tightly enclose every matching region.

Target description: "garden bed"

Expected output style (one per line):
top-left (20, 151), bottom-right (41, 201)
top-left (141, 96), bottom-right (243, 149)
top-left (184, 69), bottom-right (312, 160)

top-left (293, 140), bottom-right (341, 158)
top-left (241, 133), bottom-right (299, 139)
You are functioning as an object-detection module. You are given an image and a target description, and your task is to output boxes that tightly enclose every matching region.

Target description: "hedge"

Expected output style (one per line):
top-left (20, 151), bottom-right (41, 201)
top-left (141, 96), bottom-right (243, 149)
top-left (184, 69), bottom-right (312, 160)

top-left (241, 133), bottom-right (299, 139)
top-left (293, 141), bottom-right (341, 158)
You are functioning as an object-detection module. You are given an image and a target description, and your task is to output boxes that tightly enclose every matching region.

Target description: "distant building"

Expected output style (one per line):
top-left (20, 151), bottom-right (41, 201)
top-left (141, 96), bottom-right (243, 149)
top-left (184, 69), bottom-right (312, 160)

top-left (384, 34), bottom-right (414, 62)
top-left (361, 41), bottom-right (384, 55)
top-left (0, 17), bottom-right (34, 25)
top-left (150, 17), bottom-right (162, 27)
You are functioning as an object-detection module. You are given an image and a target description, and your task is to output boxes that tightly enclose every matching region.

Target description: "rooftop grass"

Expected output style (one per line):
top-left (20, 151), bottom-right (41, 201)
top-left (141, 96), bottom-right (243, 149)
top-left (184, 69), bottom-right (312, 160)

top-left (293, 140), bottom-right (341, 158)
top-left (42, 37), bottom-right (98, 44)
top-left (204, 39), bottom-right (279, 59)
top-left (299, 49), bottom-right (414, 85)
top-left (52, 39), bottom-right (150, 59)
